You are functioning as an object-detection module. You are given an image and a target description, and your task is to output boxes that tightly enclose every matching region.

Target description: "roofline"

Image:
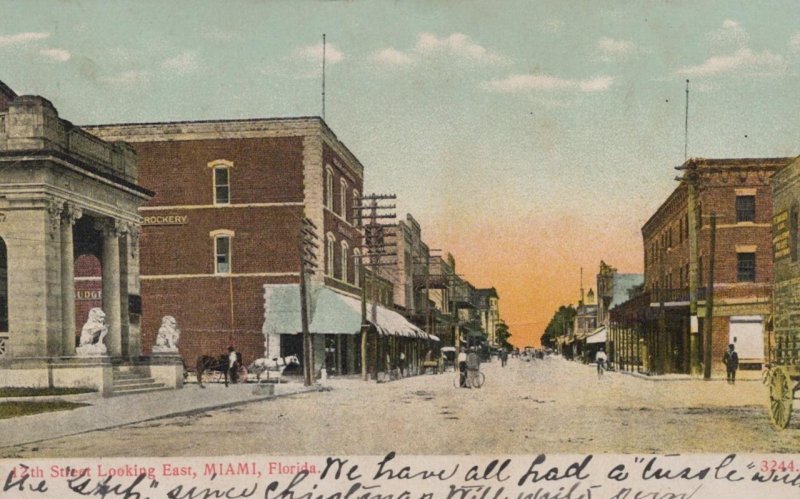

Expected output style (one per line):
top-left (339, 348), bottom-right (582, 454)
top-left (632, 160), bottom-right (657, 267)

top-left (82, 115), bottom-right (366, 178)
top-left (0, 80), bottom-right (18, 100)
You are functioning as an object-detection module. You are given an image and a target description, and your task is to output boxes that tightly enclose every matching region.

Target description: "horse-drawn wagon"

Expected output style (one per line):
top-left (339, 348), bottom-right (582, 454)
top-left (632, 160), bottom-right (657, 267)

top-left (763, 330), bottom-right (799, 429)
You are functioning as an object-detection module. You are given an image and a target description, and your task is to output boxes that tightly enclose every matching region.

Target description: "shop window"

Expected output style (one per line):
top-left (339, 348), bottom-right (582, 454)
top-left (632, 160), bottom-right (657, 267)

top-left (736, 195), bottom-right (755, 223)
top-left (325, 166), bottom-right (334, 211)
top-left (737, 252), bottom-right (756, 282)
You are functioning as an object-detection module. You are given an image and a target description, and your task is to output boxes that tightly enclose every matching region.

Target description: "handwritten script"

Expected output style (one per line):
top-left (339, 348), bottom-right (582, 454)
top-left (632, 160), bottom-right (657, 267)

top-left (2, 453), bottom-right (799, 498)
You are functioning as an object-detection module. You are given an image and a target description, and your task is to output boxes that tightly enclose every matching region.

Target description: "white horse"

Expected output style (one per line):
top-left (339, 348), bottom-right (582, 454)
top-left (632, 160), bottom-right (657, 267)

top-left (247, 355), bottom-right (300, 381)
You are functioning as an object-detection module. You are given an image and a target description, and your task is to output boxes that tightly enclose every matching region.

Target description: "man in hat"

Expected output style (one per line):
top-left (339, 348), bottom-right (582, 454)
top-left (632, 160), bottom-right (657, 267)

top-left (722, 343), bottom-right (739, 384)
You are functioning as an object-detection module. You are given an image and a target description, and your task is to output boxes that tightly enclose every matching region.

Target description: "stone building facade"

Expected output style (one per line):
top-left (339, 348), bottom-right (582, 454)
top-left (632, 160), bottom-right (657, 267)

top-left (0, 81), bottom-right (172, 394)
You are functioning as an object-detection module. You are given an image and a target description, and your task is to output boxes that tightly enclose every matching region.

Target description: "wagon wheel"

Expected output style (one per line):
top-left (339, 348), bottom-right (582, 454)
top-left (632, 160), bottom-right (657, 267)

top-left (768, 367), bottom-right (793, 430)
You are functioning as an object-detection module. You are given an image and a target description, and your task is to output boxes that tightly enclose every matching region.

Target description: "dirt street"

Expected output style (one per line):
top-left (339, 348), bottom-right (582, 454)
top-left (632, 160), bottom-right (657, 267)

top-left (3, 356), bottom-right (799, 457)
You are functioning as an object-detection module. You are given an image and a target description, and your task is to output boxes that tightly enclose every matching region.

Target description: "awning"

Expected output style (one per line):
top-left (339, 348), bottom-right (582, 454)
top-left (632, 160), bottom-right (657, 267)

top-left (586, 325), bottom-right (607, 344)
top-left (263, 284), bottom-right (438, 341)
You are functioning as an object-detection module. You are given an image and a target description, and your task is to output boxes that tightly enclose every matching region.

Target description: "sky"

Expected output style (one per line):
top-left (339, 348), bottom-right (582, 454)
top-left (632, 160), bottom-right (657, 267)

top-left (1, 0), bottom-right (799, 348)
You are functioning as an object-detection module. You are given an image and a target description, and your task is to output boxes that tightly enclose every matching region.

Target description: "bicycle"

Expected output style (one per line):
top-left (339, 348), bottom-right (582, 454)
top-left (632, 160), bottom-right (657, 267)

top-left (453, 369), bottom-right (485, 389)
top-left (596, 359), bottom-right (606, 378)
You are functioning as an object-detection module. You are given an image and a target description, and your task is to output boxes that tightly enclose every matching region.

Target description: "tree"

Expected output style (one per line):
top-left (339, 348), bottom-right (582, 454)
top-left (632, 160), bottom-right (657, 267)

top-left (541, 305), bottom-right (576, 349)
top-left (496, 322), bottom-right (512, 350)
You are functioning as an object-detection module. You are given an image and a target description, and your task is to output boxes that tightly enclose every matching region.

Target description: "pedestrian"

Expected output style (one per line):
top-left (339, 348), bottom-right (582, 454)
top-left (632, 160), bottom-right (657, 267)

top-left (458, 347), bottom-right (468, 388)
top-left (500, 348), bottom-right (508, 367)
top-left (723, 343), bottom-right (739, 384)
top-left (466, 347), bottom-right (481, 388)
top-left (399, 351), bottom-right (406, 378)
top-left (227, 346), bottom-right (239, 386)
top-left (595, 347), bottom-right (607, 377)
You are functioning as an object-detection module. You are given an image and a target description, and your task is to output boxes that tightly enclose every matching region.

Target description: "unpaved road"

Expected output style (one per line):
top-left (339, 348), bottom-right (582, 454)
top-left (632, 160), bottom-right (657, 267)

top-left (3, 356), bottom-right (798, 457)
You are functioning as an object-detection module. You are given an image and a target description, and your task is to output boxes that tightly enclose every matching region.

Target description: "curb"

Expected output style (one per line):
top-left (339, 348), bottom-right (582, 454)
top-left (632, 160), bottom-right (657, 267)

top-left (0, 384), bottom-right (324, 451)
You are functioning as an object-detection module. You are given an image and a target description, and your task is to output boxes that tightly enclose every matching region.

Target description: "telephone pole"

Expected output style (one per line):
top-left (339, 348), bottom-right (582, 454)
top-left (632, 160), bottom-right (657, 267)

top-left (300, 216), bottom-right (319, 387)
top-left (354, 194), bottom-right (397, 381)
top-left (703, 213), bottom-right (717, 380)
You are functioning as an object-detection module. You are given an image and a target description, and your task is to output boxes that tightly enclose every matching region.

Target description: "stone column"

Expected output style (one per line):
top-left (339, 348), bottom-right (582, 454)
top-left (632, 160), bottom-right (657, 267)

top-left (60, 205), bottom-right (82, 356)
top-left (98, 219), bottom-right (123, 357)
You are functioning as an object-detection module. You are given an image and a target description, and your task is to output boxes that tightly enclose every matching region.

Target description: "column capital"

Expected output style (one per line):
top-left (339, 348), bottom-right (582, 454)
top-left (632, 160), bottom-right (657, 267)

top-left (95, 218), bottom-right (126, 238)
top-left (61, 203), bottom-right (83, 225)
top-left (47, 201), bottom-right (63, 239)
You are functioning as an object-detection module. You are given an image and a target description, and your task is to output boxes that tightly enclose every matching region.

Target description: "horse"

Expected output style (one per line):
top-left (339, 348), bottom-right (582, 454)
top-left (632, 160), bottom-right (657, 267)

top-left (247, 354), bottom-right (300, 382)
top-left (196, 354), bottom-right (245, 388)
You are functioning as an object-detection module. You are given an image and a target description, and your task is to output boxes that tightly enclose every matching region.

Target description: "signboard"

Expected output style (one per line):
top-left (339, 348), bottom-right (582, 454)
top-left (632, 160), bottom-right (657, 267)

top-left (142, 214), bottom-right (188, 226)
top-left (772, 210), bottom-right (790, 259)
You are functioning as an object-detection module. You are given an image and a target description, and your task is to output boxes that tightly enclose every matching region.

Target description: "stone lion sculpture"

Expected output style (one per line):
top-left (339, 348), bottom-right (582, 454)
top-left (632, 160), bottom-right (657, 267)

top-left (76, 307), bottom-right (108, 356)
top-left (153, 315), bottom-right (180, 353)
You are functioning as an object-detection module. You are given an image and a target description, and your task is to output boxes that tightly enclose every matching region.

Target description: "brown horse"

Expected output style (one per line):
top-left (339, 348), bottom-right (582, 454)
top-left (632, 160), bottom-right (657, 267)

top-left (196, 354), bottom-right (233, 388)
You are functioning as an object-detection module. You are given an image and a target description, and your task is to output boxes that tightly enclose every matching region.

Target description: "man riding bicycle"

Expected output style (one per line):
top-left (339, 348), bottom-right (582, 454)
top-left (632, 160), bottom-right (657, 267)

top-left (595, 347), bottom-right (607, 377)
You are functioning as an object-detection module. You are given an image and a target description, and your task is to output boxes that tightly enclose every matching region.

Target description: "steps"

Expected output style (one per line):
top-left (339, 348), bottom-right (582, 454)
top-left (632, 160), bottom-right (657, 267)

top-left (112, 366), bottom-right (167, 396)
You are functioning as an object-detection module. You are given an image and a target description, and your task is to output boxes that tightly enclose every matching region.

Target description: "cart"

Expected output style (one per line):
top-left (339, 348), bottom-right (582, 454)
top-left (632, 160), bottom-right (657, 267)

top-left (763, 333), bottom-right (800, 429)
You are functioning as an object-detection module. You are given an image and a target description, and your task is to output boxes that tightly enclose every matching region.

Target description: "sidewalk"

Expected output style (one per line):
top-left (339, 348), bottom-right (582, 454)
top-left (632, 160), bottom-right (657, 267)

top-left (0, 380), bottom-right (317, 449)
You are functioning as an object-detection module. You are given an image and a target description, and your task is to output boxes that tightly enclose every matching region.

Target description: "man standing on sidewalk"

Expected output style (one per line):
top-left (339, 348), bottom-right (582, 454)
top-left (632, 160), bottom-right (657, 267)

top-left (723, 343), bottom-right (739, 384)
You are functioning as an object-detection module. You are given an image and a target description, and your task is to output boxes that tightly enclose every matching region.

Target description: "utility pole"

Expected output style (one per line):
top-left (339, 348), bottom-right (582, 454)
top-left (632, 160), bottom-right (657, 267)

top-left (703, 213), bottom-right (716, 380)
top-left (354, 194), bottom-right (397, 381)
top-left (300, 216), bottom-right (319, 387)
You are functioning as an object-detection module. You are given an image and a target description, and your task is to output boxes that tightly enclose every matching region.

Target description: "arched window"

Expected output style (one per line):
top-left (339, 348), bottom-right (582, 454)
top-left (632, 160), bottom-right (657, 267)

top-left (353, 248), bottom-right (361, 287)
top-left (340, 178), bottom-right (348, 219)
top-left (326, 232), bottom-right (336, 276)
top-left (208, 159), bottom-right (234, 205)
top-left (340, 240), bottom-right (349, 282)
top-left (210, 229), bottom-right (235, 274)
top-left (325, 166), bottom-right (334, 211)
top-left (0, 237), bottom-right (7, 333)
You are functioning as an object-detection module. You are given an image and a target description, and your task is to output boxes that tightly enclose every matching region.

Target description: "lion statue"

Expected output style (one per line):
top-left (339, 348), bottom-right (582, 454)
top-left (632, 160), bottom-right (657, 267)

top-left (76, 307), bottom-right (108, 356)
top-left (153, 315), bottom-right (180, 353)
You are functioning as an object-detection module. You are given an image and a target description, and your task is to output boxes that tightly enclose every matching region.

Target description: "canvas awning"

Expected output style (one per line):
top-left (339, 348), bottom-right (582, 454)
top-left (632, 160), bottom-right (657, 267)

top-left (263, 284), bottom-right (438, 341)
top-left (586, 325), bottom-right (607, 344)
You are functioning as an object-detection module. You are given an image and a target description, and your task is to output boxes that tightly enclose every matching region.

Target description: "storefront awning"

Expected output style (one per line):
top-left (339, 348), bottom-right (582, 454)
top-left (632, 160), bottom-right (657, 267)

top-left (263, 284), bottom-right (438, 341)
top-left (586, 325), bottom-right (607, 344)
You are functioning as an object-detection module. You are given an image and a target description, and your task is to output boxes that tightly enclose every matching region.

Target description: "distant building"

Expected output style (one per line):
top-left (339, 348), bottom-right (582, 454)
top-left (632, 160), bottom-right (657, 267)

top-left (474, 288), bottom-right (500, 347)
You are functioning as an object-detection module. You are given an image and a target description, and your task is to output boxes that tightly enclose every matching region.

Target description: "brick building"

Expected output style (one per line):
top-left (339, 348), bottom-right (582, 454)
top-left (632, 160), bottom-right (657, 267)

top-left (638, 157), bottom-right (792, 375)
top-left (85, 118), bottom-right (426, 375)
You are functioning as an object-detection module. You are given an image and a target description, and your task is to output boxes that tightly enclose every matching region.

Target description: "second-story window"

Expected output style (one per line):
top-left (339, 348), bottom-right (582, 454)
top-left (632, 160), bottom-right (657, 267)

top-left (737, 252), bottom-right (756, 282)
top-left (326, 233), bottom-right (335, 276)
top-left (736, 195), bottom-right (755, 223)
top-left (341, 240), bottom-right (349, 282)
top-left (211, 232), bottom-right (233, 274)
top-left (340, 178), bottom-right (348, 219)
